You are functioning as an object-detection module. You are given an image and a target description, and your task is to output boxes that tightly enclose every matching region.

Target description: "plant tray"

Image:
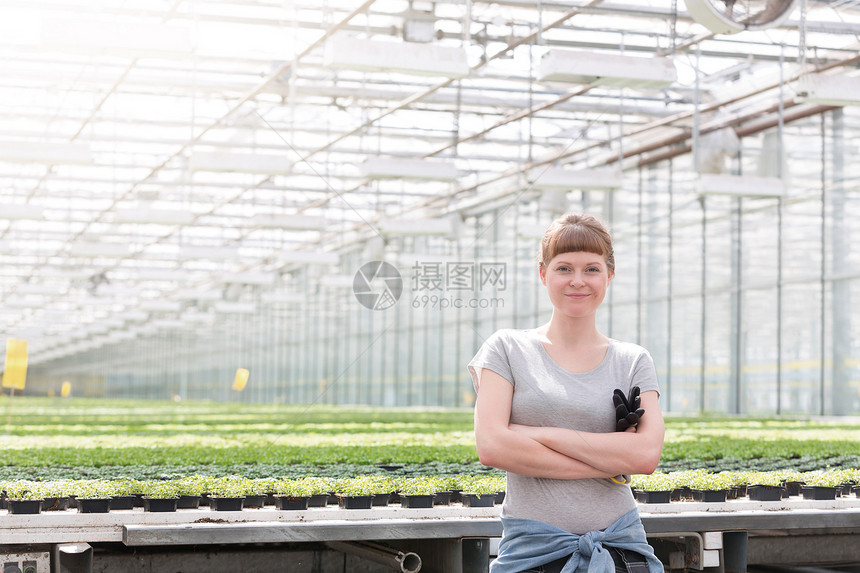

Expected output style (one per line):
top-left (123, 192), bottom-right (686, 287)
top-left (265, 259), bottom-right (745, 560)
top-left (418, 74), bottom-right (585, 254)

top-left (400, 495), bottom-right (435, 509)
top-left (210, 496), bottom-right (245, 511)
top-left (693, 489), bottom-right (728, 503)
top-left (636, 490), bottom-right (671, 504)
top-left (143, 497), bottom-right (178, 512)
top-left (461, 494), bottom-right (495, 507)
top-left (801, 486), bottom-right (838, 500)
top-left (275, 496), bottom-right (309, 511)
top-left (747, 485), bottom-right (784, 502)
top-left (8, 500), bottom-right (42, 514)
top-left (338, 495), bottom-right (373, 510)
top-left (77, 498), bottom-right (112, 513)
top-left (110, 496), bottom-right (137, 510)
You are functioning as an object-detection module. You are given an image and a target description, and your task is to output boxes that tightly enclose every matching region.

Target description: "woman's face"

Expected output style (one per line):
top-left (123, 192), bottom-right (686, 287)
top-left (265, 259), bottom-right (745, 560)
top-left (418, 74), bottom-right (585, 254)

top-left (540, 251), bottom-right (613, 318)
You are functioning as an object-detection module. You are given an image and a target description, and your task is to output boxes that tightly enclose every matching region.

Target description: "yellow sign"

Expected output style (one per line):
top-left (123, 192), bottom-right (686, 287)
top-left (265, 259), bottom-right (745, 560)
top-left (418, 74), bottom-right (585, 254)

top-left (2, 339), bottom-right (28, 390)
top-left (232, 368), bottom-right (249, 391)
top-left (61, 381), bottom-right (72, 397)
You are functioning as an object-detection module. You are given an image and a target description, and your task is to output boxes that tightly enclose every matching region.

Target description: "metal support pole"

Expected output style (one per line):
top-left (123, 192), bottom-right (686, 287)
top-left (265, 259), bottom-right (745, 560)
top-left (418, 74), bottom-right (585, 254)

top-left (830, 108), bottom-right (850, 415)
top-left (699, 196), bottom-right (707, 413)
top-left (326, 540), bottom-right (422, 573)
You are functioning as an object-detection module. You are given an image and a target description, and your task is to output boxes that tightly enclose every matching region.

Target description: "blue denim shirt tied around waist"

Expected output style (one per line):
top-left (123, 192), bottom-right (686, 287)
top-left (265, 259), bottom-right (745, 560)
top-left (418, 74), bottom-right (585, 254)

top-left (491, 508), bottom-right (664, 573)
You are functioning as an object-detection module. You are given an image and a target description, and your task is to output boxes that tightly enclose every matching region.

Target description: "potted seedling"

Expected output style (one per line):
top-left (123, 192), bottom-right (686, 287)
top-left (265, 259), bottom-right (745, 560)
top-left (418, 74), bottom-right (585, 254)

top-left (4, 481), bottom-right (44, 514)
top-left (274, 478), bottom-right (313, 511)
top-left (40, 479), bottom-right (74, 511)
top-left (140, 480), bottom-right (180, 512)
top-left (398, 476), bottom-right (443, 509)
top-left (72, 480), bottom-right (115, 514)
top-left (299, 477), bottom-right (334, 507)
top-left (335, 476), bottom-right (385, 510)
top-left (631, 473), bottom-right (675, 504)
top-left (746, 471), bottom-right (785, 502)
top-left (457, 475), bottom-right (503, 508)
top-left (800, 470), bottom-right (843, 500)
top-left (108, 478), bottom-right (145, 510)
top-left (207, 476), bottom-right (253, 511)
top-left (687, 472), bottom-right (732, 503)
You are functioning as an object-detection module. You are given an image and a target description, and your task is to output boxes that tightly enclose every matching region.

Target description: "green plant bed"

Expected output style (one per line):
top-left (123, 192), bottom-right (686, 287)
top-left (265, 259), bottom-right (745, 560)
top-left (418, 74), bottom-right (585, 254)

top-left (1, 398), bottom-right (859, 481)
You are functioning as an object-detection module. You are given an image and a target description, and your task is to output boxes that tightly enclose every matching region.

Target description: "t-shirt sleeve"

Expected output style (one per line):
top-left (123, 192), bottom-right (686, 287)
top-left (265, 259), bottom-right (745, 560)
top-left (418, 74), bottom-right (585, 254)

top-left (631, 349), bottom-right (660, 396)
top-left (467, 331), bottom-right (514, 393)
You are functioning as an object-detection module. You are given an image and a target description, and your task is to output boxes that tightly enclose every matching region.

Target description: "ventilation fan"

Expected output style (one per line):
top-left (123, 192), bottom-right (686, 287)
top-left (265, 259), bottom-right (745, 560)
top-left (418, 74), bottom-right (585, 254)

top-left (686, 0), bottom-right (799, 34)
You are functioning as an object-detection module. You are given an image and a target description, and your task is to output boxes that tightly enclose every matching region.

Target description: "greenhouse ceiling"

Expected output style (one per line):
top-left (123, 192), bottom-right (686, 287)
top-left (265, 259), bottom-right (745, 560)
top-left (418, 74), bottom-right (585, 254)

top-left (1, 0), bottom-right (860, 367)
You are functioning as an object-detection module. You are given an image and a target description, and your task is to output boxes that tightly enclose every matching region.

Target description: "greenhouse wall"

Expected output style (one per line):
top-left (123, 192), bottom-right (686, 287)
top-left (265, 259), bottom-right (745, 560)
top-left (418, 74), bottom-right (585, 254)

top-left (27, 111), bottom-right (860, 416)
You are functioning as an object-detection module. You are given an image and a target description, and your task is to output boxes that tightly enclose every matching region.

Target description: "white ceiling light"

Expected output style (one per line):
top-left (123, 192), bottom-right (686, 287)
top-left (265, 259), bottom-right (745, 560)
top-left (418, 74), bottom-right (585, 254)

top-left (324, 35), bottom-right (470, 78)
top-left (139, 300), bottom-right (182, 313)
top-left (191, 151), bottom-right (290, 174)
top-left (697, 174), bottom-right (785, 197)
top-left (214, 301), bottom-right (257, 314)
top-left (114, 208), bottom-right (195, 225)
top-left (17, 283), bottom-right (65, 295)
top-left (378, 217), bottom-right (454, 236)
top-left (181, 310), bottom-right (215, 323)
top-left (219, 272), bottom-right (277, 286)
top-left (136, 268), bottom-right (192, 281)
top-left (360, 157), bottom-right (459, 181)
top-left (123, 310), bottom-right (150, 322)
top-left (795, 73), bottom-right (860, 107)
top-left (175, 289), bottom-right (222, 301)
top-left (539, 50), bottom-right (677, 89)
top-left (178, 245), bottom-right (240, 260)
top-left (260, 292), bottom-right (305, 304)
top-left (0, 204), bottom-right (46, 220)
top-left (319, 274), bottom-right (355, 288)
top-left (0, 141), bottom-right (92, 164)
top-left (527, 167), bottom-right (624, 190)
top-left (153, 318), bottom-right (185, 329)
top-left (280, 250), bottom-right (340, 264)
top-left (67, 242), bottom-right (129, 258)
top-left (252, 213), bottom-right (326, 230)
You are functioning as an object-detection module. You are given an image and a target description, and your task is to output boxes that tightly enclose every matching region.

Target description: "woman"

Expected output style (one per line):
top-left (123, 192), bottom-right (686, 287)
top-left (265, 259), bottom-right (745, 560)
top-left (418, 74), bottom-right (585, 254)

top-left (469, 213), bottom-right (665, 573)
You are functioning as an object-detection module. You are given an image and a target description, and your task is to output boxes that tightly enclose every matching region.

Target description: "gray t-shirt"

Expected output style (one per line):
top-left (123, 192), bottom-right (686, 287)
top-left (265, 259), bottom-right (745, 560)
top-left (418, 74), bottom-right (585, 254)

top-left (468, 328), bottom-right (660, 534)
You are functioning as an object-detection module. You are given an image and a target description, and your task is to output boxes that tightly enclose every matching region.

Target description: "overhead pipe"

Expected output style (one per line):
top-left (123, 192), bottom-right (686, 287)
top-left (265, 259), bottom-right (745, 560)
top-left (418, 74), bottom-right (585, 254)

top-left (326, 541), bottom-right (422, 573)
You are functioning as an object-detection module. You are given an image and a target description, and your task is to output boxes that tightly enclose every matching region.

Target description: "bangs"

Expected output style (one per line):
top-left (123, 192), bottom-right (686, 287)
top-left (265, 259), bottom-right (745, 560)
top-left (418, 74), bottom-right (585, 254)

top-left (542, 222), bottom-right (610, 266)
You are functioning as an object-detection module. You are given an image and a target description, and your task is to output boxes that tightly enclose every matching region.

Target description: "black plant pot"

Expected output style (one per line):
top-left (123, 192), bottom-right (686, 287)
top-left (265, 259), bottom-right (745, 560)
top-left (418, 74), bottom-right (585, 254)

top-left (371, 493), bottom-right (391, 507)
top-left (307, 494), bottom-right (330, 507)
top-left (275, 496), bottom-right (309, 511)
top-left (400, 495), bottom-right (435, 508)
top-left (747, 485), bottom-right (784, 501)
top-left (143, 498), bottom-right (178, 512)
top-left (338, 495), bottom-right (373, 510)
top-left (636, 490), bottom-right (671, 504)
top-left (694, 489), bottom-right (728, 503)
top-left (801, 486), bottom-right (838, 500)
top-left (461, 494), bottom-right (495, 507)
top-left (110, 496), bottom-right (137, 510)
top-left (8, 500), bottom-right (43, 514)
top-left (433, 491), bottom-right (453, 505)
top-left (783, 481), bottom-right (804, 497)
top-left (177, 495), bottom-right (201, 509)
top-left (77, 498), bottom-right (112, 514)
top-left (243, 494), bottom-right (267, 508)
top-left (210, 496), bottom-right (245, 511)
top-left (41, 496), bottom-right (70, 511)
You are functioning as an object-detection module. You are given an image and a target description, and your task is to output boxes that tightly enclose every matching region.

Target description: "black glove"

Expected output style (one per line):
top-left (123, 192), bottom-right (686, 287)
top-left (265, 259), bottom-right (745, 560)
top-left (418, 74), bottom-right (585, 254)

top-left (613, 386), bottom-right (645, 432)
